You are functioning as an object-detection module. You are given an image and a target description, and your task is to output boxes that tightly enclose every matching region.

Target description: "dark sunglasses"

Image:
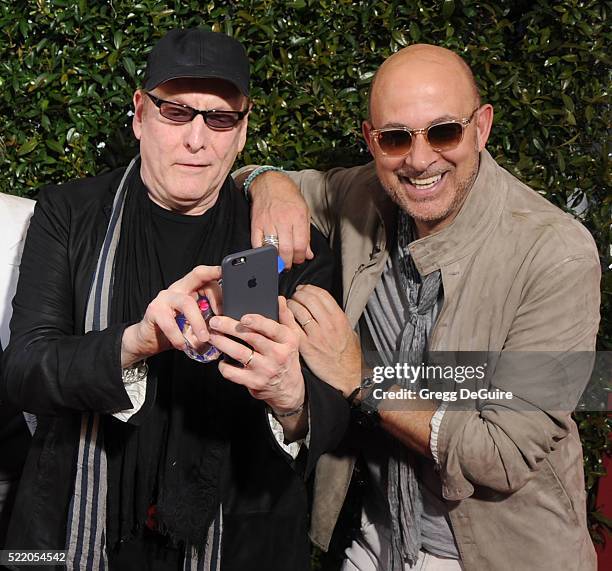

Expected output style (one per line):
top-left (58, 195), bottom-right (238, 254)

top-left (145, 92), bottom-right (249, 129)
top-left (370, 107), bottom-right (480, 156)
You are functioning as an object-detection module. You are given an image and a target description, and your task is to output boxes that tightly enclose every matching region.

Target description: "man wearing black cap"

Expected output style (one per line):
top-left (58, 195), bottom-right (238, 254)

top-left (1, 28), bottom-right (347, 571)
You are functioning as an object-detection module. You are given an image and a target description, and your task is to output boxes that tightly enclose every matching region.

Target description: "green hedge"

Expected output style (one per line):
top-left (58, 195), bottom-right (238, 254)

top-left (1, 0), bottom-right (610, 545)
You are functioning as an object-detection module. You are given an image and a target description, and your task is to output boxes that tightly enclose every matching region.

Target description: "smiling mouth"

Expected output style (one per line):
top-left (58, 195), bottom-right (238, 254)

top-left (398, 172), bottom-right (446, 191)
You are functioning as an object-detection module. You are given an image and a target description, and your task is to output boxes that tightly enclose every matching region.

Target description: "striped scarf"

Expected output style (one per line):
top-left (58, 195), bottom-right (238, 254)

top-left (388, 211), bottom-right (442, 570)
top-left (64, 157), bottom-right (222, 571)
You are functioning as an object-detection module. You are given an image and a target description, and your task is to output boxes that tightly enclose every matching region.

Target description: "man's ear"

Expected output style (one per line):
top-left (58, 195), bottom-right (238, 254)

top-left (362, 120), bottom-right (376, 157)
top-left (132, 90), bottom-right (145, 140)
top-left (475, 104), bottom-right (494, 151)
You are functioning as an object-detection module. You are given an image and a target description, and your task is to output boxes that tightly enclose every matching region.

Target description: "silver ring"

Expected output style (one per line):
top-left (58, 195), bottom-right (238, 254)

top-left (263, 234), bottom-right (279, 248)
top-left (243, 349), bottom-right (255, 368)
top-left (300, 319), bottom-right (313, 328)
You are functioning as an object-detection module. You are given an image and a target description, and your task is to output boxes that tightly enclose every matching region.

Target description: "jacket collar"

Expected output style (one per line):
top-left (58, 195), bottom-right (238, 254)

top-left (374, 150), bottom-right (507, 276)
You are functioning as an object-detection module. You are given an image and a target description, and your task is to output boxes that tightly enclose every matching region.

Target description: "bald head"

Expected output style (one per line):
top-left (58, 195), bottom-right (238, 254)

top-left (362, 43), bottom-right (494, 237)
top-left (368, 44), bottom-right (480, 120)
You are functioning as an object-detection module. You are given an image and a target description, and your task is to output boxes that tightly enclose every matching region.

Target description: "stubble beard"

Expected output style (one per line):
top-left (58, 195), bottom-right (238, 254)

top-left (384, 150), bottom-right (480, 226)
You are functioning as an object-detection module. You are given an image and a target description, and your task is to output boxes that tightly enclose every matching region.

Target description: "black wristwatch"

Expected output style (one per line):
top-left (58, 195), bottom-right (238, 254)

top-left (356, 396), bottom-right (381, 428)
top-left (350, 376), bottom-right (381, 428)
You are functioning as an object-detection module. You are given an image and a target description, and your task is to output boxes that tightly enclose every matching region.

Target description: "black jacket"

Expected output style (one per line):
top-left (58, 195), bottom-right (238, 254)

top-left (1, 166), bottom-right (349, 571)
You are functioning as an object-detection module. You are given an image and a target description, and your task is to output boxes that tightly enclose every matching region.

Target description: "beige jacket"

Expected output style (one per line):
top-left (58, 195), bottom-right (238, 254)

top-left (286, 151), bottom-right (600, 570)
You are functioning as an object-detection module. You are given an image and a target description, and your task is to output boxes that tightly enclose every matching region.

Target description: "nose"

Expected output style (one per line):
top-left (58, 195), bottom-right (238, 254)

top-left (403, 131), bottom-right (439, 173)
top-left (184, 114), bottom-right (209, 153)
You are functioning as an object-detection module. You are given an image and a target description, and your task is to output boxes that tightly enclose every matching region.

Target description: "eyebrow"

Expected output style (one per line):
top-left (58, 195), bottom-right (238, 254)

top-left (157, 94), bottom-right (246, 112)
top-left (380, 114), bottom-right (461, 129)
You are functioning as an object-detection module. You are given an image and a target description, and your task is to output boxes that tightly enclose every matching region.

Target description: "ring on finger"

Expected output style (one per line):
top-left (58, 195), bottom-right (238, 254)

top-left (300, 318), bottom-right (313, 328)
top-left (269, 378), bottom-right (282, 387)
top-left (243, 349), bottom-right (255, 368)
top-left (263, 234), bottom-right (279, 248)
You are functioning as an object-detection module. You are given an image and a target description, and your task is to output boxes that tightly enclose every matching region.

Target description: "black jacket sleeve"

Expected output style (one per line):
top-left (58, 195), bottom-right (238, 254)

top-left (278, 226), bottom-right (350, 478)
top-left (0, 186), bottom-right (133, 415)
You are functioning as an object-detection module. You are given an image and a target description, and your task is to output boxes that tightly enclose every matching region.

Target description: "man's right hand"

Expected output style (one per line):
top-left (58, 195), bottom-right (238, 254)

top-left (120, 265), bottom-right (222, 367)
top-left (248, 170), bottom-right (313, 269)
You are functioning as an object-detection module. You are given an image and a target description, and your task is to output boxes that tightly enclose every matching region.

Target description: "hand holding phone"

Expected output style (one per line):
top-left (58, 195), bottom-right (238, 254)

top-left (208, 297), bottom-right (306, 425)
top-left (214, 247), bottom-right (307, 429)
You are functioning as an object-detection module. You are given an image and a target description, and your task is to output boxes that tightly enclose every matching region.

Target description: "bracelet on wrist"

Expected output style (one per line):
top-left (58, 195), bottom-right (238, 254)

top-left (346, 375), bottom-right (375, 407)
top-left (122, 360), bottom-right (148, 385)
top-left (243, 165), bottom-right (284, 200)
top-left (272, 401), bottom-right (305, 418)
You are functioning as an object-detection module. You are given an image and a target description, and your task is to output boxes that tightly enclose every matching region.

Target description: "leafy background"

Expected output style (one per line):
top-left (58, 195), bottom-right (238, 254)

top-left (1, 0), bottom-right (610, 551)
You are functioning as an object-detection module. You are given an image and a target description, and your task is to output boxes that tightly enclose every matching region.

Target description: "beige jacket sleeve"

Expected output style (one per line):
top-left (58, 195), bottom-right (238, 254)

top-left (436, 237), bottom-right (601, 500)
top-left (233, 164), bottom-right (363, 239)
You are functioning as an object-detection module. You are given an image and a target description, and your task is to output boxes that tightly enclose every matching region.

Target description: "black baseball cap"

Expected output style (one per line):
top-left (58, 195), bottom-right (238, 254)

top-left (143, 28), bottom-right (250, 96)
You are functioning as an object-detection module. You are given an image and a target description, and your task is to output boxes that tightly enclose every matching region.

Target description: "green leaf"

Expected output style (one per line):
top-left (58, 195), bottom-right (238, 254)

top-left (556, 151), bottom-right (565, 172)
top-left (237, 10), bottom-right (254, 23)
top-left (561, 93), bottom-right (575, 112)
top-left (256, 139), bottom-right (269, 154)
top-left (532, 137), bottom-right (544, 152)
top-left (46, 139), bottom-right (65, 154)
top-left (113, 31), bottom-right (123, 50)
top-left (391, 30), bottom-right (408, 47)
top-left (123, 57), bottom-right (136, 77)
top-left (442, 0), bottom-right (455, 19)
top-left (17, 138), bottom-right (39, 156)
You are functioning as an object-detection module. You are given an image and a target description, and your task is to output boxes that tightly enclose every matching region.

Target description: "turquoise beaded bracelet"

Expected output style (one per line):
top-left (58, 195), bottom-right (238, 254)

top-left (243, 165), bottom-right (284, 200)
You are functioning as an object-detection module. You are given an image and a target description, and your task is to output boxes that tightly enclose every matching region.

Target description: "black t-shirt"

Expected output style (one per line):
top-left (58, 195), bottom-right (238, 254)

top-left (149, 199), bottom-right (216, 287)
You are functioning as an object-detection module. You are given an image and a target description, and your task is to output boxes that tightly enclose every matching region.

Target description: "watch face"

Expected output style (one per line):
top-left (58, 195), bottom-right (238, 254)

top-left (362, 376), bottom-right (375, 390)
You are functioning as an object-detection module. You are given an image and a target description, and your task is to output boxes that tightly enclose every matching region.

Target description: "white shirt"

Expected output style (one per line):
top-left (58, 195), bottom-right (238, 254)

top-left (0, 193), bottom-right (35, 348)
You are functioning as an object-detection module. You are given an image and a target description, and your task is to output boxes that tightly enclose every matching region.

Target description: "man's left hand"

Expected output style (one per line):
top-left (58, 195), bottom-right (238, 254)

top-left (288, 285), bottom-right (361, 398)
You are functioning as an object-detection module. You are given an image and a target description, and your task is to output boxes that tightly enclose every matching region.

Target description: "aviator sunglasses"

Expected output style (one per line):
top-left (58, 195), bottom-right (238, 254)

top-left (369, 107), bottom-right (480, 156)
top-left (146, 92), bottom-right (249, 129)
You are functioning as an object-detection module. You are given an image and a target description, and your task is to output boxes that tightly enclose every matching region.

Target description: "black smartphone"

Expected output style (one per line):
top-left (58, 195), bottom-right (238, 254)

top-left (221, 245), bottom-right (279, 322)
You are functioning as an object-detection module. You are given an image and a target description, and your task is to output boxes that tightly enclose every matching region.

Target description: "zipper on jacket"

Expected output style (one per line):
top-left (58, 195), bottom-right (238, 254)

top-left (345, 254), bottom-right (381, 313)
top-left (345, 263), bottom-right (366, 310)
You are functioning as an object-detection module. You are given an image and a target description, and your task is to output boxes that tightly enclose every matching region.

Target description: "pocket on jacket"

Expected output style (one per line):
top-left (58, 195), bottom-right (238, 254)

top-left (542, 458), bottom-right (578, 525)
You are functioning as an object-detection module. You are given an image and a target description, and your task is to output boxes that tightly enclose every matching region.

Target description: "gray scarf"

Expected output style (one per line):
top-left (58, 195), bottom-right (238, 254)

top-left (64, 157), bottom-right (221, 571)
top-left (388, 211), bottom-right (441, 570)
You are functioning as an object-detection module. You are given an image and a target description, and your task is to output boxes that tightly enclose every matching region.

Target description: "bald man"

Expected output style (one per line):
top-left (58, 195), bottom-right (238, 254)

top-left (236, 45), bottom-right (600, 570)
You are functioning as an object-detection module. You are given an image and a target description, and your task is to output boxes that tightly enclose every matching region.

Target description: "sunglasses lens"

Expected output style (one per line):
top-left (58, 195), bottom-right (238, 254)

top-left (377, 129), bottom-right (413, 155)
top-left (427, 122), bottom-right (463, 151)
top-left (205, 112), bottom-right (241, 129)
top-left (159, 103), bottom-right (193, 123)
